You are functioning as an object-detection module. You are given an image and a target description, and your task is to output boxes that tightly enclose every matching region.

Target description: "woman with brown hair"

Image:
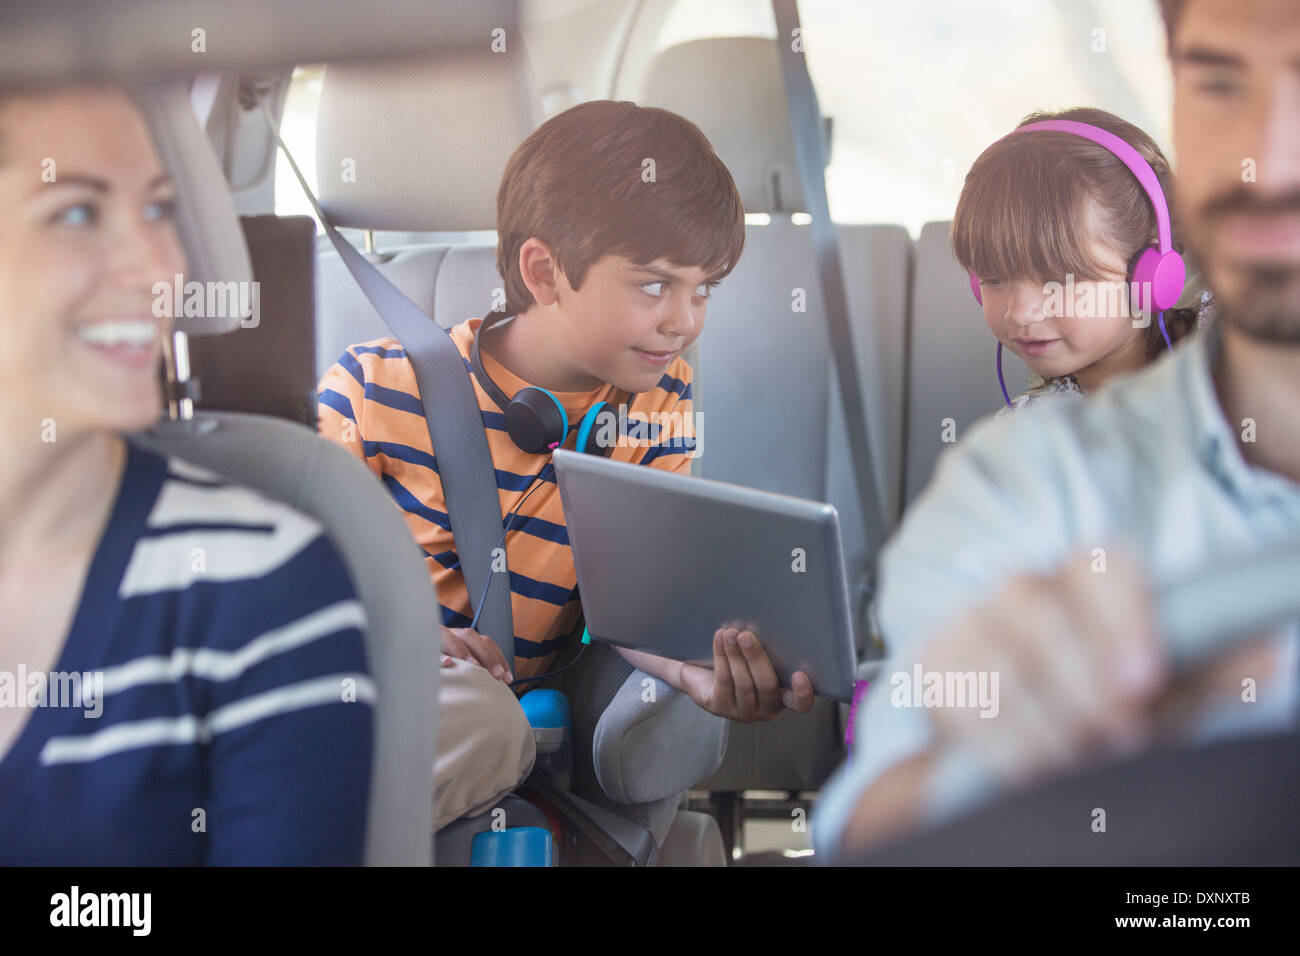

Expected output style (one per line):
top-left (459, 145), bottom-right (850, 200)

top-left (0, 86), bottom-right (373, 864)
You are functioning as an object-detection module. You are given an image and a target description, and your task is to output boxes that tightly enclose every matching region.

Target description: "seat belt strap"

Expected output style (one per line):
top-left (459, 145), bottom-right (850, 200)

top-left (772, 0), bottom-right (888, 599)
top-left (261, 101), bottom-right (516, 661)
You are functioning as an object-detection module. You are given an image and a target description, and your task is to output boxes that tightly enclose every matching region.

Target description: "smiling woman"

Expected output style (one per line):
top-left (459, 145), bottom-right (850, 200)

top-left (0, 87), bottom-right (183, 433)
top-left (0, 86), bottom-right (375, 865)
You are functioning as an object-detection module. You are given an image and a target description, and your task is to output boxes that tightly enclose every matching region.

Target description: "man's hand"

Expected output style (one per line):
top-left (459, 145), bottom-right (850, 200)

top-left (921, 548), bottom-right (1165, 788)
top-left (441, 626), bottom-right (513, 684)
top-left (678, 627), bottom-right (815, 721)
top-left (920, 546), bottom-right (1285, 791)
top-left (843, 547), bottom-right (1288, 855)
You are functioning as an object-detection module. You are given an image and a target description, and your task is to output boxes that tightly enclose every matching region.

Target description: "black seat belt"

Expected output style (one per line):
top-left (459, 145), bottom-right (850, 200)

top-left (772, 0), bottom-right (888, 611)
top-left (260, 101), bottom-right (516, 662)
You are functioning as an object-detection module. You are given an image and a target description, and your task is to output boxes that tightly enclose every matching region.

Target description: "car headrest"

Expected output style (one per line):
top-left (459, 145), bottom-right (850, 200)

top-left (315, 49), bottom-right (543, 233)
top-left (639, 37), bottom-right (830, 216)
top-left (0, 0), bottom-right (518, 88)
top-left (132, 82), bottom-right (254, 337)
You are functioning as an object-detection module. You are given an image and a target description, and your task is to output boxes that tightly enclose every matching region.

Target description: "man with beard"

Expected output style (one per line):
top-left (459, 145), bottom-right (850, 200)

top-left (815, 0), bottom-right (1300, 857)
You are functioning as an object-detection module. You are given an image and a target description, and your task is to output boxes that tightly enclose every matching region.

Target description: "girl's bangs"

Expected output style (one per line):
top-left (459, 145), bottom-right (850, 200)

top-left (952, 141), bottom-right (1118, 285)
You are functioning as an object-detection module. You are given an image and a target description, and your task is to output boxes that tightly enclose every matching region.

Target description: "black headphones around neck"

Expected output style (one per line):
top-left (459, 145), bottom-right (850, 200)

top-left (470, 311), bottom-right (625, 457)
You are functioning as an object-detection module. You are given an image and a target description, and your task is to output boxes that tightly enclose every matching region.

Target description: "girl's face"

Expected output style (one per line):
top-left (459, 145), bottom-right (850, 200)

top-left (976, 204), bottom-right (1148, 391)
top-left (0, 87), bottom-right (186, 440)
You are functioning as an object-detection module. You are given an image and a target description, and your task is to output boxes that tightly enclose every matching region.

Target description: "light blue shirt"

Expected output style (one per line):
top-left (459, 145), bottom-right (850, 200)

top-left (814, 322), bottom-right (1300, 859)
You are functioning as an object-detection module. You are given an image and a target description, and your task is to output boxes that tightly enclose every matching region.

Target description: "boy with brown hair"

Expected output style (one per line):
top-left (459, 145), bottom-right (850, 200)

top-left (318, 99), bottom-right (814, 829)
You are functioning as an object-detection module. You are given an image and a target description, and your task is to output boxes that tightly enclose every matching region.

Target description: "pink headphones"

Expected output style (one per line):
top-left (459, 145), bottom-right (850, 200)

top-left (969, 120), bottom-right (1186, 405)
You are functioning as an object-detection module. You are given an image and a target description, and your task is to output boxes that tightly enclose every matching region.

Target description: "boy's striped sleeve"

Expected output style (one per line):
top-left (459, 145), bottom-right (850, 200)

top-left (318, 347), bottom-right (382, 481)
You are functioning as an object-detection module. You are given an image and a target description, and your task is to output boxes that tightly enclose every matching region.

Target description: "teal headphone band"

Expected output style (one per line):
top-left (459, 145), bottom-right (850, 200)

top-left (575, 401), bottom-right (612, 456)
top-left (471, 312), bottom-right (624, 457)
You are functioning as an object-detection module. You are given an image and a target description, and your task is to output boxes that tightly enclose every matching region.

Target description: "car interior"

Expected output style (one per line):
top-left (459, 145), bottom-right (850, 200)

top-left (3, 0), bottom-right (1297, 878)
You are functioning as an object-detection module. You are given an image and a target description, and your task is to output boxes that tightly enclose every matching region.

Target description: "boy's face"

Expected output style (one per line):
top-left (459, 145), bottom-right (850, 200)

top-left (1172, 0), bottom-right (1300, 343)
top-left (554, 254), bottom-right (713, 393)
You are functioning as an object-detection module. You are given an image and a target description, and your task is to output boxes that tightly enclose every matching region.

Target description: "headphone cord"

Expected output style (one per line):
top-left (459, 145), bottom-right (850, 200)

top-left (996, 341), bottom-right (1012, 407)
top-left (463, 461), bottom-right (594, 691)
top-left (508, 631), bottom-right (591, 690)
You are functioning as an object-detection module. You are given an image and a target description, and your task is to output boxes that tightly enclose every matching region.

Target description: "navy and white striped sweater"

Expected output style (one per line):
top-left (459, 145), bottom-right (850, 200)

top-left (0, 441), bottom-right (374, 865)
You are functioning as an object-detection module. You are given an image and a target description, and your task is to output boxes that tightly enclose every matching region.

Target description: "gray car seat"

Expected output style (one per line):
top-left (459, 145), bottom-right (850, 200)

top-left (904, 220), bottom-right (1030, 506)
top-left (131, 81), bottom-right (440, 866)
top-left (638, 38), bottom-right (913, 834)
top-left (310, 48), bottom-right (728, 864)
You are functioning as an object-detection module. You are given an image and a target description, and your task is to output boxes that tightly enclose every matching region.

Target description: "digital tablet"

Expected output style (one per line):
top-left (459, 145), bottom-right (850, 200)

top-left (552, 449), bottom-right (859, 702)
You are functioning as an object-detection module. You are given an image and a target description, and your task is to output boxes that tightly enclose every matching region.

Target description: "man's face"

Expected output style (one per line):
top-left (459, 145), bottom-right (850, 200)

top-left (1172, 0), bottom-right (1300, 342)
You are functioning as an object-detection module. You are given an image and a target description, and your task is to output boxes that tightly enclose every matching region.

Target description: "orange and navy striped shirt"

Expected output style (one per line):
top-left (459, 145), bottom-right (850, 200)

top-left (316, 317), bottom-right (697, 684)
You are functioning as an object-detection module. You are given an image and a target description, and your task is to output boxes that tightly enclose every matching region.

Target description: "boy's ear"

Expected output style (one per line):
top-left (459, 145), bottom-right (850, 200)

top-left (519, 237), bottom-right (560, 308)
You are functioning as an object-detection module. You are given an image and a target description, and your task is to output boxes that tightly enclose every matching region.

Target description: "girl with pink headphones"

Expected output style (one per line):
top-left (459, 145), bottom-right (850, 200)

top-left (952, 107), bottom-right (1213, 417)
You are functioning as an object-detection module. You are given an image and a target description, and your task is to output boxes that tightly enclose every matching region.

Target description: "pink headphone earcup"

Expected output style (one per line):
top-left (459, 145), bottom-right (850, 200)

top-left (1130, 247), bottom-right (1186, 314)
top-left (969, 272), bottom-right (983, 305)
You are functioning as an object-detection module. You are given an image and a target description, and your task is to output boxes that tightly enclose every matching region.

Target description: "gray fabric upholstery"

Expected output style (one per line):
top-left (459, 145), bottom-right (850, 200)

top-left (132, 82), bottom-right (254, 336)
top-left (904, 220), bottom-right (1029, 507)
top-left (593, 668), bottom-right (728, 805)
top-left (831, 224), bottom-right (912, 539)
top-left (640, 37), bottom-right (829, 215)
top-left (692, 221), bottom-right (831, 500)
top-left (701, 699), bottom-right (847, 793)
top-left (316, 51), bottom-right (542, 232)
top-left (656, 810), bottom-right (728, 867)
top-left (558, 642), bottom-right (699, 852)
top-left (0, 0), bottom-right (518, 87)
top-left (134, 412), bottom-right (440, 867)
top-left (316, 243), bottom-right (502, 379)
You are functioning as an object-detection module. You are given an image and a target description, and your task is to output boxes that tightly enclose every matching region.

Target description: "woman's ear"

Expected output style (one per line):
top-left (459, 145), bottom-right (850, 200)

top-left (518, 237), bottom-right (560, 308)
